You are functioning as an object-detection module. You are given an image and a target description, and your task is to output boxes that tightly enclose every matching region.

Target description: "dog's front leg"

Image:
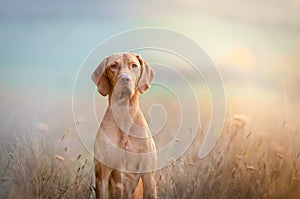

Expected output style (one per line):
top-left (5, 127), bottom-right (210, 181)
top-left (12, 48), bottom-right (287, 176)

top-left (95, 160), bottom-right (112, 199)
top-left (142, 172), bottom-right (157, 199)
top-left (95, 177), bottom-right (110, 199)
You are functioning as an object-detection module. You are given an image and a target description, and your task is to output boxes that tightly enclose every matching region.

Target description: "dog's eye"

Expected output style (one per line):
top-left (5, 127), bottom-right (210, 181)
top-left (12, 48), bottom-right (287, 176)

top-left (132, 64), bottom-right (138, 69)
top-left (110, 64), bottom-right (117, 69)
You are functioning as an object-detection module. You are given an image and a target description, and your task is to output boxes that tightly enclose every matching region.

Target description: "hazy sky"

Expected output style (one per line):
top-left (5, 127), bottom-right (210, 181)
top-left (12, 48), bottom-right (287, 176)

top-left (1, 0), bottom-right (300, 29)
top-left (0, 0), bottom-right (299, 134)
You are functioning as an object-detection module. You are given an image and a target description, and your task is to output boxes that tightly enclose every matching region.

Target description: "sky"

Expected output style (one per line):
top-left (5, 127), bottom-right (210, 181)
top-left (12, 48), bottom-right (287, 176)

top-left (0, 0), bottom-right (299, 139)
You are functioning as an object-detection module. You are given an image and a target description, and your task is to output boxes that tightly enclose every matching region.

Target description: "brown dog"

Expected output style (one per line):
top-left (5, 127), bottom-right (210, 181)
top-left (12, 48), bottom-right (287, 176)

top-left (91, 53), bottom-right (157, 199)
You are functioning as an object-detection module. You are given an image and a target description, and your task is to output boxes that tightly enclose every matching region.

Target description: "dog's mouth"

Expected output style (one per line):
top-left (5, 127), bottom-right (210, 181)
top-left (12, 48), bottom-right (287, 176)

top-left (113, 81), bottom-right (134, 99)
top-left (119, 86), bottom-right (133, 98)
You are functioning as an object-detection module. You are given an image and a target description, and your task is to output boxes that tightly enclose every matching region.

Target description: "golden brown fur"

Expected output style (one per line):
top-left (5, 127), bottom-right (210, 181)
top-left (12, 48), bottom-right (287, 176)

top-left (91, 53), bottom-right (157, 199)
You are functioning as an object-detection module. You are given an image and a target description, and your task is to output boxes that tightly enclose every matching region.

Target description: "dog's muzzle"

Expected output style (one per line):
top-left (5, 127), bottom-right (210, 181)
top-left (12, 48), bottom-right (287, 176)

top-left (117, 73), bottom-right (134, 98)
top-left (119, 73), bottom-right (131, 84)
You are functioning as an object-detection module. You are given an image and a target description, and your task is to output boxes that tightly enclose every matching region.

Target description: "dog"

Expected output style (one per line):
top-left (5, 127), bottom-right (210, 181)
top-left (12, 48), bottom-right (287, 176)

top-left (91, 52), bottom-right (157, 199)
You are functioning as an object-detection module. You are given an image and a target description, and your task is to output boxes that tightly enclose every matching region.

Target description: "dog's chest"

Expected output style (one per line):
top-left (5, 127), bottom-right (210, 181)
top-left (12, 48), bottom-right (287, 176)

top-left (118, 133), bottom-right (142, 152)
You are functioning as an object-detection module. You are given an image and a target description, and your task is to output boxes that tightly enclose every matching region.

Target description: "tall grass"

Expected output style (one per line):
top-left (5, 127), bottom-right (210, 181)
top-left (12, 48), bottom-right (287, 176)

top-left (0, 118), bottom-right (299, 198)
top-left (157, 118), bottom-right (300, 198)
top-left (0, 132), bottom-right (94, 198)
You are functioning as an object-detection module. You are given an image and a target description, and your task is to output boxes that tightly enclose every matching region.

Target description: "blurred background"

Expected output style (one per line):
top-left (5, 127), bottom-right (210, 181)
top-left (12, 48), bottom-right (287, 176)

top-left (0, 0), bottom-right (300, 152)
top-left (1, 0), bottom-right (300, 198)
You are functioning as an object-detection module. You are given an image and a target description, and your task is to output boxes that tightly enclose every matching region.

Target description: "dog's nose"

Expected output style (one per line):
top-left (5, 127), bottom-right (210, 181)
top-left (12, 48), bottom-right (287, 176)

top-left (119, 73), bottom-right (131, 83)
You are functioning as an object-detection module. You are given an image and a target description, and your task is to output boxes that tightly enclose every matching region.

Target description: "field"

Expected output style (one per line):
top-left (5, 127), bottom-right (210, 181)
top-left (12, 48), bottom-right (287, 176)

top-left (1, 87), bottom-right (300, 198)
top-left (1, 1), bottom-right (300, 198)
top-left (1, 40), bottom-right (300, 198)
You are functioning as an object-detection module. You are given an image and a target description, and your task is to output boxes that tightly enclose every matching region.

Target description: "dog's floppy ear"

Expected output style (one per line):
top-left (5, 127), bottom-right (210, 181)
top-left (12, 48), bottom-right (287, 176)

top-left (91, 57), bottom-right (111, 96)
top-left (136, 55), bottom-right (155, 94)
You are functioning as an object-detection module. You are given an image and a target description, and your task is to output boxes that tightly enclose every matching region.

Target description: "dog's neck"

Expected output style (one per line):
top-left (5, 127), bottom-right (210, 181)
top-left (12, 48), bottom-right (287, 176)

top-left (107, 89), bottom-right (143, 136)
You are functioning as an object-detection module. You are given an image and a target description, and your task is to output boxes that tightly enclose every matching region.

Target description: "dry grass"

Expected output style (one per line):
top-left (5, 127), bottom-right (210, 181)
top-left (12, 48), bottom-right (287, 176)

top-left (157, 120), bottom-right (300, 199)
top-left (0, 133), bottom-right (94, 198)
top-left (0, 118), bottom-right (300, 199)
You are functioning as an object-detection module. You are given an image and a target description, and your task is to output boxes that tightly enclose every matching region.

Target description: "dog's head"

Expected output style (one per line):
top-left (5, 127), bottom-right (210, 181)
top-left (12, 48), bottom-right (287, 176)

top-left (91, 52), bottom-right (154, 98)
